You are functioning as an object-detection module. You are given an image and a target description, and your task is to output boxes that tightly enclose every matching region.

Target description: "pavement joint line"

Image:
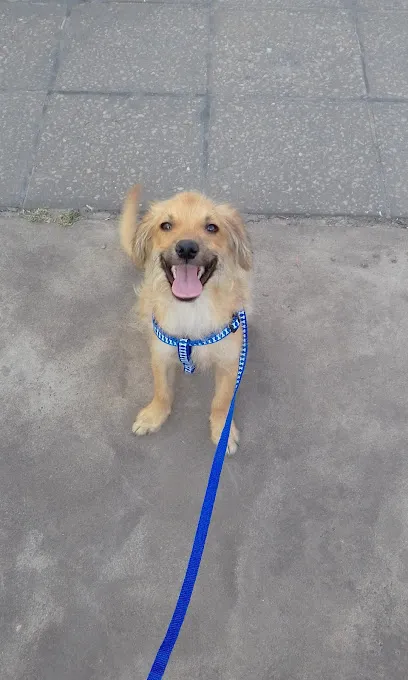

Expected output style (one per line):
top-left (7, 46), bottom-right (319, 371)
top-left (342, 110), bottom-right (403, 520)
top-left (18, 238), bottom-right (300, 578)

top-left (66, 0), bottom-right (211, 5)
top-left (214, 5), bottom-right (368, 14)
top-left (4, 1), bottom-right (408, 8)
top-left (353, 1), bottom-right (392, 218)
top-left (367, 102), bottom-right (392, 219)
top-left (366, 97), bottom-right (408, 104)
top-left (2, 88), bottom-right (408, 104)
top-left (18, 93), bottom-right (48, 209)
top-left (201, 0), bottom-right (214, 190)
top-left (201, 97), bottom-right (211, 192)
top-left (353, 2), bottom-right (371, 98)
top-left (230, 210), bottom-right (408, 221)
top-left (50, 90), bottom-right (208, 97)
top-left (356, 7), bottom-right (408, 12)
top-left (21, 5), bottom-right (71, 208)
top-left (0, 0), bottom-right (210, 4)
top-left (2, 206), bottom-right (407, 224)
top-left (93, 0), bottom-right (210, 4)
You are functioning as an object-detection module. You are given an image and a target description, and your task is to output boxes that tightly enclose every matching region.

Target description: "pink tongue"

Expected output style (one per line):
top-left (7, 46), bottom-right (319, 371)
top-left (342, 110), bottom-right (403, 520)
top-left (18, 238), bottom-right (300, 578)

top-left (172, 264), bottom-right (203, 299)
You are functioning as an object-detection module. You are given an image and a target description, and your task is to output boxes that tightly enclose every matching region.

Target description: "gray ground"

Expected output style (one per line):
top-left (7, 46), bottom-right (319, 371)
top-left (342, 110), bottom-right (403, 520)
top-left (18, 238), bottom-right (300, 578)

top-left (1, 0), bottom-right (408, 215)
top-left (1, 214), bottom-right (408, 679)
top-left (2, 0), bottom-right (408, 678)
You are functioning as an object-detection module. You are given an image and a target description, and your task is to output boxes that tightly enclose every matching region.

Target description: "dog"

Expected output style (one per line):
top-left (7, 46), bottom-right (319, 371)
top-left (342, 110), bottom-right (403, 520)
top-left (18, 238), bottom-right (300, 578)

top-left (120, 185), bottom-right (252, 455)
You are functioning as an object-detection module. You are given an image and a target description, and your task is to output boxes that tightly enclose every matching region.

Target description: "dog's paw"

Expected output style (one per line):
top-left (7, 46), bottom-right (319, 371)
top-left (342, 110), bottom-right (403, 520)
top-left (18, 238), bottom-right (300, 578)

top-left (226, 421), bottom-right (240, 456)
top-left (132, 401), bottom-right (170, 436)
top-left (211, 417), bottom-right (240, 456)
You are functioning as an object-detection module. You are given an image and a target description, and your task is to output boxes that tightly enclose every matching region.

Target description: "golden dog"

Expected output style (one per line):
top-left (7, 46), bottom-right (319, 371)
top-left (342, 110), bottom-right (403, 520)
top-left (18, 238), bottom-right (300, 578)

top-left (120, 185), bottom-right (252, 455)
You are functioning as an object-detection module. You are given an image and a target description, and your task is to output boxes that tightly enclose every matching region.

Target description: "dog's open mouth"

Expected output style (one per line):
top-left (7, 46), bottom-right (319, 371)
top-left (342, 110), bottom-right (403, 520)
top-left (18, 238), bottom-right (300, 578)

top-left (161, 257), bottom-right (217, 300)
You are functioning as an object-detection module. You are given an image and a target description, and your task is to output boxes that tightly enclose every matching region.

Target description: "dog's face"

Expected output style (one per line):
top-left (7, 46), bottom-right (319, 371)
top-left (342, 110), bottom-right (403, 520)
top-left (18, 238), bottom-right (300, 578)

top-left (133, 192), bottom-right (252, 301)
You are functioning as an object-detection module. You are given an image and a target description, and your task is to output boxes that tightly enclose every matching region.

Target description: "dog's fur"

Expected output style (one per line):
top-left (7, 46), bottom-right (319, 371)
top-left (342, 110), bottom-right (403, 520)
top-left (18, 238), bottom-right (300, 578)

top-left (120, 185), bottom-right (252, 455)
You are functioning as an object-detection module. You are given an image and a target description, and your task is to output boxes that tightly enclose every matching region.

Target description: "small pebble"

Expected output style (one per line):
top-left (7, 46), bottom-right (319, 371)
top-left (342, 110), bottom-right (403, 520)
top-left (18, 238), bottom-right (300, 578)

top-left (360, 262), bottom-right (369, 268)
top-left (101, 244), bottom-right (107, 249)
top-left (330, 256), bottom-right (336, 262)
top-left (390, 256), bottom-right (397, 263)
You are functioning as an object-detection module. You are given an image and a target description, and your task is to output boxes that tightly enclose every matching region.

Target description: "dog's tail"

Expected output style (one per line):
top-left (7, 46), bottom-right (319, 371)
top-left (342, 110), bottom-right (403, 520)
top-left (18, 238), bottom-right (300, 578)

top-left (120, 184), bottom-right (142, 259)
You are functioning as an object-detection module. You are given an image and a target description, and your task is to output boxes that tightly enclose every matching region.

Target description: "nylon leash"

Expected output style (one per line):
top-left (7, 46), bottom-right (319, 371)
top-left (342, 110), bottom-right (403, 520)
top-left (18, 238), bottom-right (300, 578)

top-left (146, 310), bottom-right (248, 680)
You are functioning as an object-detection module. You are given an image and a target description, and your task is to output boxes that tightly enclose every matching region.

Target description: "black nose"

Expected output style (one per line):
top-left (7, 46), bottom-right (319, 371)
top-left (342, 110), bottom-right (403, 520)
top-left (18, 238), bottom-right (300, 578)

top-left (175, 239), bottom-right (199, 261)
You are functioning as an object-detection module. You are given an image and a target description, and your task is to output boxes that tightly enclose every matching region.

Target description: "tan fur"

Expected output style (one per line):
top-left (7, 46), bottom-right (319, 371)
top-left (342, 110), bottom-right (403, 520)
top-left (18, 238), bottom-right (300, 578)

top-left (120, 184), bottom-right (252, 455)
top-left (119, 184), bottom-right (141, 260)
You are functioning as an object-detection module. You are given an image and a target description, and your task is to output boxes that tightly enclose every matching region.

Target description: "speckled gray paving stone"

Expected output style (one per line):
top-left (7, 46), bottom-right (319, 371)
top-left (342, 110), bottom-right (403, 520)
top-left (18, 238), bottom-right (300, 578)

top-left (26, 94), bottom-right (204, 210)
top-left (358, 0), bottom-right (408, 8)
top-left (372, 104), bottom-right (408, 217)
top-left (0, 92), bottom-right (46, 208)
top-left (212, 9), bottom-right (365, 96)
top-left (359, 12), bottom-right (408, 97)
top-left (216, 0), bottom-right (343, 6)
top-left (56, 3), bottom-right (208, 93)
top-left (0, 3), bottom-right (65, 90)
top-left (112, 0), bottom-right (208, 3)
top-left (208, 99), bottom-right (385, 215)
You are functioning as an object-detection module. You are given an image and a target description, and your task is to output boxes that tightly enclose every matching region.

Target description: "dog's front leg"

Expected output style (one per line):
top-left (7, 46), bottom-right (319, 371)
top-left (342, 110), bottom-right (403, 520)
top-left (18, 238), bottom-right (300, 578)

top-left (132, 344), bottom-right (175, 436)
top-left (210, 361), bottom-right (240, 456)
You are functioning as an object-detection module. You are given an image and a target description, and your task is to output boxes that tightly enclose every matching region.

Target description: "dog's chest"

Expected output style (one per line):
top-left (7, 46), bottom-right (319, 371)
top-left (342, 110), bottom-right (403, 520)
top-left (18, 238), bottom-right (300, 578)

top-left (153, 296), bottom-right (238, 368)
top-left (162, 298), bottom-right (217, 339)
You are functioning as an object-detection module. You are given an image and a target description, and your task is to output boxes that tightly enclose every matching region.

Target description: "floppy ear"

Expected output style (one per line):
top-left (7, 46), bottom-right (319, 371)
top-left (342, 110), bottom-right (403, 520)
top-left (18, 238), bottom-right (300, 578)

top-left (131, 212), bottom-right (155, 268)
top-left (218, 204), bottom-right (252, 271)
top-left (119, 184), bottom-right (154, 268)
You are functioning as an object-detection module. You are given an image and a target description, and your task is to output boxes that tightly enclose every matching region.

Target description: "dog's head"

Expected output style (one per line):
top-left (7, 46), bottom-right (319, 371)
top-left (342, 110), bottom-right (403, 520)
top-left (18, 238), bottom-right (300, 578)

top-left (131, 192), bottom-right (252, 301)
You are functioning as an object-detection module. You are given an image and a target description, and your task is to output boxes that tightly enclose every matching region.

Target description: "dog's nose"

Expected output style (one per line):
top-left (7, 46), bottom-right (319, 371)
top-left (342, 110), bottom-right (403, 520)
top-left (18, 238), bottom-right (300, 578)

top-left (175, 240), bottom-right (199, 261)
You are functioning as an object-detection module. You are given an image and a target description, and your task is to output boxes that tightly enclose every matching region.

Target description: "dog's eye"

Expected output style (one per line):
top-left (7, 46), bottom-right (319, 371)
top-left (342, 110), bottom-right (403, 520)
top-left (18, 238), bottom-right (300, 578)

top-left (205, 223), bottom-right (219, 233)
top-left (160, 222), bottom-right (172, 231)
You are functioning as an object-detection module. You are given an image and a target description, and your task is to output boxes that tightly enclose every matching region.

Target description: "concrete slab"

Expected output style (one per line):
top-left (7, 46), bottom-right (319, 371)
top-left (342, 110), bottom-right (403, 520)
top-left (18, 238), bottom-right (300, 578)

top-left (1, 214), bottom-right (408, 679)
top-left (1, 0), bottom-right (408, 216)
top-left (216, 0), bottom-right (343, 6)
top-left (373, 104), bottom-right (408, 217)
top-left (0, 92), bottom-right (46, 208)
top-left (208, 99), bottom-right (385, 215)
top-left (25, 94), bottom-right (204, 210)
top-left (56, 4), bottom-right (208, 93)
top-left (212, 9), bottom-right (365, 97)
top-left (0, 3), bottom-right (65, 90)
top-left (359, 11), bottom-right (408, 98)
top-left (359, 0), bottom-right (408, 7)
top-left (115, 0), bottom-right (208, 3)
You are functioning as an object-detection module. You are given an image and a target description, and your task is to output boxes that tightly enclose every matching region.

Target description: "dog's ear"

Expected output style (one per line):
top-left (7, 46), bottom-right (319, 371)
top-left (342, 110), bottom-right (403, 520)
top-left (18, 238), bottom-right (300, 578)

top-left (120, 185), bottom-right (154, 268)
top-left (132, 212), bottom-right (156, 268)
top-left (217, 204), bottom-right (252, 271)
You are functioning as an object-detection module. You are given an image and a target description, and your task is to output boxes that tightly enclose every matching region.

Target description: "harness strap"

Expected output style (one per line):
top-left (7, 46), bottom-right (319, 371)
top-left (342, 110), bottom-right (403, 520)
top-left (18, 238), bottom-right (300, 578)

top-left (177, 339), bottom-right (195, 374)
top-left (147, 310), bottom-right (248, 679)
top-left (152, 312), bottom-right (241, 373)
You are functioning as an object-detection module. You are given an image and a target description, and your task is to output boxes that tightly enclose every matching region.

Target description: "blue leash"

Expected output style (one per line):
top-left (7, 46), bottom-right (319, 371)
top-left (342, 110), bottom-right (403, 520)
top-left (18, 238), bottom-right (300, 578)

top-left (147, 309), bottom-right (248, 679)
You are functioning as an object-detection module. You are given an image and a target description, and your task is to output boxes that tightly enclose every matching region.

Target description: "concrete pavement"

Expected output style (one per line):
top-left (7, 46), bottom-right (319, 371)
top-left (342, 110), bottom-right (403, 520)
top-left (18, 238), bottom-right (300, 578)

top-left (2, 0), bottom-right (408, 676)
top-left (1, 214), bottom-right (408, 679)
top-left (1, 0), bottom-right (408, 215)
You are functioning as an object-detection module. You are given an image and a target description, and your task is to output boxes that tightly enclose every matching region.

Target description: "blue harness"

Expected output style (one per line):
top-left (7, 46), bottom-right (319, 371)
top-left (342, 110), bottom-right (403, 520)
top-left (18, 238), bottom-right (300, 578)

top-left (152, 311), bottom-right (242, 374)
top-left (147, 309), bottom-right (248, 680)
